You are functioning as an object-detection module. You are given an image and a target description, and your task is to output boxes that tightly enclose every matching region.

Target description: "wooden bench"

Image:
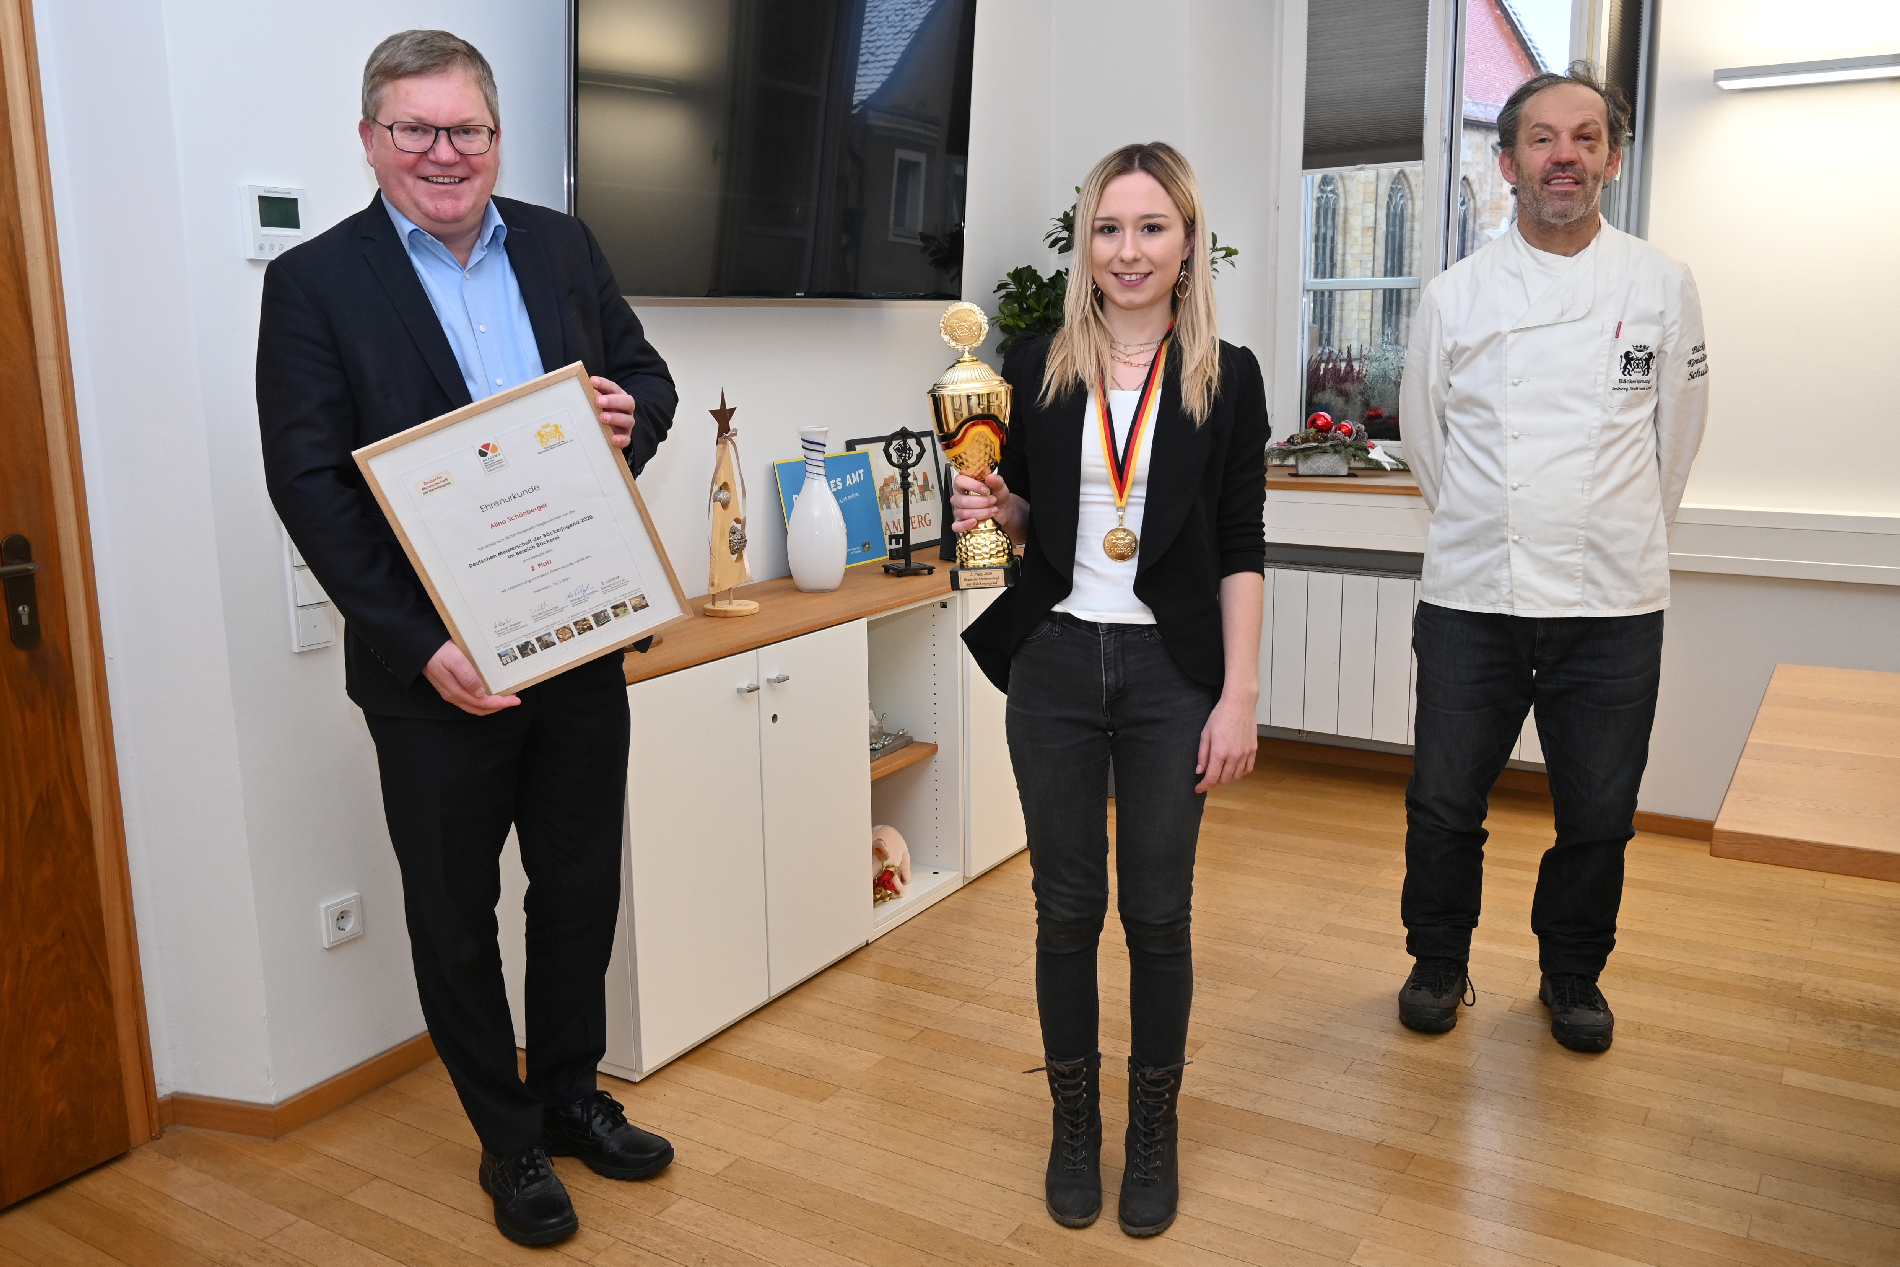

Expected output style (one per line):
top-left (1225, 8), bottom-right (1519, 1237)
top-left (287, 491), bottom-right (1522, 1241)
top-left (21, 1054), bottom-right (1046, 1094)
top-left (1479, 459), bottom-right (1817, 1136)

top-left (1712, 664), bottom-right (1900, 881)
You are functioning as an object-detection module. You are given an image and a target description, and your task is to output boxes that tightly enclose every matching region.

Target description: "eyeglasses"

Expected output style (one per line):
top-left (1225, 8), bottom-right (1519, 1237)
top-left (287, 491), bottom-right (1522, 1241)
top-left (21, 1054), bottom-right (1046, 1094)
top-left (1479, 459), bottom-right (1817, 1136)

top-left (374, 120), bottom-right (497, 156)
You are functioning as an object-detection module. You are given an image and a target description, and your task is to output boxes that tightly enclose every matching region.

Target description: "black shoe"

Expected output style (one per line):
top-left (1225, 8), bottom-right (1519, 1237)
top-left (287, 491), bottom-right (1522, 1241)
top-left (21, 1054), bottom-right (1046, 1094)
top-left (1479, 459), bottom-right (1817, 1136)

top-left (543, 1090), bottom-right (675, 1180)
top-left (1032, 1053), bottom-right (1102, 1227)
top-left (1397, 957), bottom-right (1474, 1033)
top-left (1118, 1060), bottom-right (1185, 1238)
top-left (1540, 973), bottom-right (1614, 1052)
top-left (478, 1146), bottom-right (578, 1246)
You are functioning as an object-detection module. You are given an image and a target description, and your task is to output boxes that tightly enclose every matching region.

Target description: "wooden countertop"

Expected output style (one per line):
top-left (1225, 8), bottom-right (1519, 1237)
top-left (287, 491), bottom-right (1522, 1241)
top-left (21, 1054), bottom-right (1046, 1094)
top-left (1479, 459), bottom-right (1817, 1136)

top-left (624, 564), bottom-right (952, 684)
top-left (1267, 468), bottom-right (1421, 497)
top-left (1711, 664), bottom-right (1900, 881)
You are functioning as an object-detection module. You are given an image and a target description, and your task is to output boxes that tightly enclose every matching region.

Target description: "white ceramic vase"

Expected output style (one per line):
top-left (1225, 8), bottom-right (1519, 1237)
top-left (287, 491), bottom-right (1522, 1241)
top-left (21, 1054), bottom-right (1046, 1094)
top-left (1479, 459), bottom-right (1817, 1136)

top-left (786, 426), bottom-right (847, 592)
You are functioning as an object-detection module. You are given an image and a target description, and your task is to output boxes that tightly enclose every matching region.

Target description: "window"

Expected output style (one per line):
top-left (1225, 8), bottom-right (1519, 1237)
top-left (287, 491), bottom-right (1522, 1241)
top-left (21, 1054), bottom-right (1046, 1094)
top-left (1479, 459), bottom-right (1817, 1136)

top-left (1380, 174), bottom-right (1413, 345)
top-left (1458, 178), bottom-right (1477, 261)
top-left (1309, 175), bottom-right (1341, 352)
top-left (889, 149), bottom-right (926, 242)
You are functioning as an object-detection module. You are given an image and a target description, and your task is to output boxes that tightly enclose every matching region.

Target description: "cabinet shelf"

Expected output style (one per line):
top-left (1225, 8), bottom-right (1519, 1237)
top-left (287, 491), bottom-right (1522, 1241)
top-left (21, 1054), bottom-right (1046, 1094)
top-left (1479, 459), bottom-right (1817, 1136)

top-left (871, 867), bottom-right (960, 933)
top-left (870, 741), bottom-right (938, 782)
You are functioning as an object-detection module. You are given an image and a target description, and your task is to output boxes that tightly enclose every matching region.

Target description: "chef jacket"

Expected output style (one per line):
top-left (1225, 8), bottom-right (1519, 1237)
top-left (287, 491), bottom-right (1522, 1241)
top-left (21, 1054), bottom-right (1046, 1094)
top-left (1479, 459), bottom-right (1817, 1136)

top-left (1400, 221), bottom-right (1709, 617)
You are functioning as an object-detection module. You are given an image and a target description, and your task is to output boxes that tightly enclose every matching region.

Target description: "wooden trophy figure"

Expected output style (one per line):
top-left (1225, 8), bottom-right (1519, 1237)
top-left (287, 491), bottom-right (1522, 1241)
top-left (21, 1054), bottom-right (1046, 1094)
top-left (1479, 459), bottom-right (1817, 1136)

top-left (880, 428), bottom-right (936, 577)
top-left (704, 392), bottom-right (759, 617)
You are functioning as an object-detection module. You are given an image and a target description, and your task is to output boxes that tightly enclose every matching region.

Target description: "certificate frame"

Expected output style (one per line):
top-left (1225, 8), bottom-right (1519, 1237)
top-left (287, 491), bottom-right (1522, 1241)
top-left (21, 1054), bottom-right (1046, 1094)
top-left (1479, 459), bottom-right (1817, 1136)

top-left (353, 361), bottom-right (688, 696)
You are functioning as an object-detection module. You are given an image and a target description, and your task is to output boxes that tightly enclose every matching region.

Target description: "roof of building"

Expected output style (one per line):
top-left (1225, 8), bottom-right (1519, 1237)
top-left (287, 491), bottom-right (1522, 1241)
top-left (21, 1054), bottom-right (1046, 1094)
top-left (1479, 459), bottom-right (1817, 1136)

top-left (1464, 0), bottom-right (1542, 122)
top-left (854, 0), bottom-right (938, 108)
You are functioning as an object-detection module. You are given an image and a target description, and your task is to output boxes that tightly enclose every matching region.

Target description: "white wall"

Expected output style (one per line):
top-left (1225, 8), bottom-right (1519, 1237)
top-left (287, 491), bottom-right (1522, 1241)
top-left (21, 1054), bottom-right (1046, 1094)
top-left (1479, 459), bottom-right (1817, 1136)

top-left (39, 0), bottom-right (1296, 1103)
top-left (1647, 0), bottom-right (1900, 516)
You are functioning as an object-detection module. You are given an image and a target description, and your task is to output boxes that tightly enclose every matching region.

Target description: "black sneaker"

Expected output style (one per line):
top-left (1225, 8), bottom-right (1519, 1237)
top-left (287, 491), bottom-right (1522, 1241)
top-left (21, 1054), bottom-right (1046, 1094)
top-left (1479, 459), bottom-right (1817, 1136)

top-left (1540, 973), bottom-right (1614, 1052)
top-left (478, 1146), bottom-right (577, 1246)
top-left (544, 1090), bottom-right (675, 1180)
top-left (1397, 957), bottom-right (1474, 1033)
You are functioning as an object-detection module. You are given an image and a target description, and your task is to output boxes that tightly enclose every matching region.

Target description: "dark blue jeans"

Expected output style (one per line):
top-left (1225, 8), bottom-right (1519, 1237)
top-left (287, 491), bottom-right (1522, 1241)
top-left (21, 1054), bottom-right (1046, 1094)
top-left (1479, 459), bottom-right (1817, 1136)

top-left (1403, 602), bottom-right (1664, 978)
top-left (1007, 613), bottom-right (1217, 1066)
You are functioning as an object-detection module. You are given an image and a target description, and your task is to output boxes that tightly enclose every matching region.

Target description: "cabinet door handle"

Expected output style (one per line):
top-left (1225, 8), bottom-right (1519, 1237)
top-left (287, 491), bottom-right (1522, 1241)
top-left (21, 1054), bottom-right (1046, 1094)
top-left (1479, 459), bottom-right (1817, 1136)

top-left (766, 673), bottom-right (790, 685)
top-left (738, 682), bottom-right (760, 694)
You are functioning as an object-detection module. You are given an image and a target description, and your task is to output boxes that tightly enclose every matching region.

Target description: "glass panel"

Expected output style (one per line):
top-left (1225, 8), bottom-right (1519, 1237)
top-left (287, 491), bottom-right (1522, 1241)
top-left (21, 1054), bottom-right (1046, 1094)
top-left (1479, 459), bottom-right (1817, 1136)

top-left (1299, 162), bottom-right (1421, 441)
top-left (1454, 0), bottom-right (1572, 262)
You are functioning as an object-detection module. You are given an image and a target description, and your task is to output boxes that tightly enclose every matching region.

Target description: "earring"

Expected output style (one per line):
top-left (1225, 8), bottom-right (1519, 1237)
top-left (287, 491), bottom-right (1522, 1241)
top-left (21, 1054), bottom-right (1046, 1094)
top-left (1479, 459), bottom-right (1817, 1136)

top-left (1092, 281), bottom-right (1105, 307)
top-left (1174, 263), bottom-right (1191, 300)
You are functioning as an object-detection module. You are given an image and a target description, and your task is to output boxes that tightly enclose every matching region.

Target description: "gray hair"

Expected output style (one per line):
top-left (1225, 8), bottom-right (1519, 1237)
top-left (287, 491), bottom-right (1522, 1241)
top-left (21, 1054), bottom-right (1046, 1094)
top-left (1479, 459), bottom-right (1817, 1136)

top-left (1497, 61), bottom-right (1630, 155)
top-left (361, 30), bottom-right (500, 126)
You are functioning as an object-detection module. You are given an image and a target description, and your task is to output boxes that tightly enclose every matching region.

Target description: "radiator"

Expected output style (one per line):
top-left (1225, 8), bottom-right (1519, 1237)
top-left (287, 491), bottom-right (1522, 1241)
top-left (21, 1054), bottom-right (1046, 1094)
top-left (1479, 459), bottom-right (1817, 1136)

top-left (1257, 565), bottom-right (1543, 764)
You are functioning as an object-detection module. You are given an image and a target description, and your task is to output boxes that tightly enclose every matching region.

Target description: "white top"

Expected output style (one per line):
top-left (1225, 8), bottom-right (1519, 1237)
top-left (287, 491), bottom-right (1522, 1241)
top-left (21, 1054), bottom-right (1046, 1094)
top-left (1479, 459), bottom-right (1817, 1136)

top-left (1400, 222), bottom-right (1710, 617)
top-left (1055, 389), bottom-right (1157, 625)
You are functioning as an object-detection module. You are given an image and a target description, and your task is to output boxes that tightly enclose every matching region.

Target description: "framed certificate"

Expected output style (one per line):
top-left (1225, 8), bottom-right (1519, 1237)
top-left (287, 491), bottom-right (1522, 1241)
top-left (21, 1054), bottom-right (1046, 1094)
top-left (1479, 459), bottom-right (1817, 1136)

top-left (354, 362), bottom-right (688, 695)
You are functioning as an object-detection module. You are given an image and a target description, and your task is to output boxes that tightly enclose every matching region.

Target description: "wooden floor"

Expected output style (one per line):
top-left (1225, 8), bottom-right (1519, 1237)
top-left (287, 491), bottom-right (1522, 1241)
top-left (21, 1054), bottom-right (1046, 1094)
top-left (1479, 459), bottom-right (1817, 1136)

top-left (7, 759), bottom-right (1900, 1266)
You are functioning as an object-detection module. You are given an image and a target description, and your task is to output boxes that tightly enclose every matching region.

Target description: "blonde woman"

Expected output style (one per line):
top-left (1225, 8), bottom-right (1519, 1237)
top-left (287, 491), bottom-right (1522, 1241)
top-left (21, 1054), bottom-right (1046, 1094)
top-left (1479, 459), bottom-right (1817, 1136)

top-left (957, 142), bottom-right (1268, 1237)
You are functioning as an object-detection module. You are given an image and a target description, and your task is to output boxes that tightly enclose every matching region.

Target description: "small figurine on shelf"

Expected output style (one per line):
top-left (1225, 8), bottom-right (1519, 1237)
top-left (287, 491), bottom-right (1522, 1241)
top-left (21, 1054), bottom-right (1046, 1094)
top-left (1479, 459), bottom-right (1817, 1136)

top-left (704, 392), bottom-right (759, 617)
top-left (873, 824), bottom-right (911, 904)
top-left (880, 428), bottom-right (936, 577)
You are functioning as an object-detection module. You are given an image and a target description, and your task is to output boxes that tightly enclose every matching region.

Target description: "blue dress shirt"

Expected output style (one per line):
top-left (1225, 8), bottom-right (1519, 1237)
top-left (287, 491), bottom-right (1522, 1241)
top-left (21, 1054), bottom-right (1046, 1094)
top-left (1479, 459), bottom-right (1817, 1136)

top-left (382, 195), bottom-right (544, 402)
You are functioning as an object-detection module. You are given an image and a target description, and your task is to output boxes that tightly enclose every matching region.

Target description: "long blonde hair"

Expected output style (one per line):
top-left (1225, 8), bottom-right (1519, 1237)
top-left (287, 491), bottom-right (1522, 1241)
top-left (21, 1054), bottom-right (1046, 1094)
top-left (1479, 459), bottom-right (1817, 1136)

top-left (1041, 142), bottom-right (1221, 424)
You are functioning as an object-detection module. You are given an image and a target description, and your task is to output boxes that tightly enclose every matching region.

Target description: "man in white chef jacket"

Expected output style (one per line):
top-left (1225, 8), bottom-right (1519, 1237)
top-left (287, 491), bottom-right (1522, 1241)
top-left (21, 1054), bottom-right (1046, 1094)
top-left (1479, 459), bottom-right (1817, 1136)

top-left (1394, 65), bottom-right (1709, 1053)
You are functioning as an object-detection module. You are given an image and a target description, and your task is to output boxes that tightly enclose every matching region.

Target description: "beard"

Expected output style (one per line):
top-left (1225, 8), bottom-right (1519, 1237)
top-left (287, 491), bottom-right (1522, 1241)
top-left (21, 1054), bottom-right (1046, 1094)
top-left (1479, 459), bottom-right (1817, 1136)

top-left (1515, 162), bottom-right (1606, 228)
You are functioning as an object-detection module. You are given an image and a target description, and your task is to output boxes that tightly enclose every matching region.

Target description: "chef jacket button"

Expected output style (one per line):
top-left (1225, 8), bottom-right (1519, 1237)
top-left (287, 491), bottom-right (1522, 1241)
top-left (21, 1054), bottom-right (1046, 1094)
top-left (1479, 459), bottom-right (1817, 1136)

top-left (1512, 431), bottom-right (1523, 438)
top-left (1513, 534), bottom-right (1522, 542)
top-left (1511, 482), bottom-right (1522, 489)
top-left (1512, 378), bottom-right (1523, 386)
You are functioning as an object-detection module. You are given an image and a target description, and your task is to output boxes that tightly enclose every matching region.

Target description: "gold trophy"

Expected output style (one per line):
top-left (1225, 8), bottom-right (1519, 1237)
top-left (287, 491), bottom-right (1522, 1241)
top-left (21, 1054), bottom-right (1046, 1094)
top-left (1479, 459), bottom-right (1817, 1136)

top-left (929, 302), bottom-right (1017, 590)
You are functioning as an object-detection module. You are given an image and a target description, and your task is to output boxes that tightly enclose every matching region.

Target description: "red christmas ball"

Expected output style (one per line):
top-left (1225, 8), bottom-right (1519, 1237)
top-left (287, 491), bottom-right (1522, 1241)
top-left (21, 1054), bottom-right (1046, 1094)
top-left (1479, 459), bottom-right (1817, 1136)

top-left (1335, 422), bottom-right (1355, 438)
top-left (1365, 407), bottom-right (1386, 420)
top-left (1307, 412), bottom-right (1334, 432)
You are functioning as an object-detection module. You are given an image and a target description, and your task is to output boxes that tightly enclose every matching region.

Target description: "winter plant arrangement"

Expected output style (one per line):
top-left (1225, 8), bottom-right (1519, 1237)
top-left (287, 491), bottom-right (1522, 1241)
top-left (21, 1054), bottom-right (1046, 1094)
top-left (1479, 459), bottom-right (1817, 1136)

top-left (1267, 411), bottom-right (1407, 476)
top-left (992, 190), bottom-right (1239, 355)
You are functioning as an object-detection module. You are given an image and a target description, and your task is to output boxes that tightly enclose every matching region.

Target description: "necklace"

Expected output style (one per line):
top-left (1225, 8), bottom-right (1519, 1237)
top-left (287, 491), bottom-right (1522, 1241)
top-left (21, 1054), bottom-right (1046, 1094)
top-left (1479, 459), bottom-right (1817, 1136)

top-left (1096, 328), bottom-right (1171, 562)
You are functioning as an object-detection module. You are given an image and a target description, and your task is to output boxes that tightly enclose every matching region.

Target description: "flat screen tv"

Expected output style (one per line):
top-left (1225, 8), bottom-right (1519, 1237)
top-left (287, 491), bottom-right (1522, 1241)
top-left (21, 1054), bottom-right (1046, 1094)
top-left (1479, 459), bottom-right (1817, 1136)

top-left (572, 0), bottom-right (976, 299)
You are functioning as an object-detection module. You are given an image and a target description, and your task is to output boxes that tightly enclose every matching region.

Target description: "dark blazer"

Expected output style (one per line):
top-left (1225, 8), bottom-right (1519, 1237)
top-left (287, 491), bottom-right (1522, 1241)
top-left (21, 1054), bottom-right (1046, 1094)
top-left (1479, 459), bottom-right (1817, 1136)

top-left (962, 335), bottom-right (1269, 694)
top-left (257, 194), bottom-right (676, 719)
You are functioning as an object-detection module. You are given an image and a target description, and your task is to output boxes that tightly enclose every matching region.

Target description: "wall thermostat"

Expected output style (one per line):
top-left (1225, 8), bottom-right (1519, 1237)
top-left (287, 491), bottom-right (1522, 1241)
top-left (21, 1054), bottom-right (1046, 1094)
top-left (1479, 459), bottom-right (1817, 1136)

top-left (244, 184), bottom-right (305, 260)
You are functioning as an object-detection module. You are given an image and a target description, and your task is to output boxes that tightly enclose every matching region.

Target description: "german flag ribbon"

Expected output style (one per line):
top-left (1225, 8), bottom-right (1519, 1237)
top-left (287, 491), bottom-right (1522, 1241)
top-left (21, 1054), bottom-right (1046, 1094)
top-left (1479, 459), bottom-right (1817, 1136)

top-left (1096, 329), bottom-right (1171, 515)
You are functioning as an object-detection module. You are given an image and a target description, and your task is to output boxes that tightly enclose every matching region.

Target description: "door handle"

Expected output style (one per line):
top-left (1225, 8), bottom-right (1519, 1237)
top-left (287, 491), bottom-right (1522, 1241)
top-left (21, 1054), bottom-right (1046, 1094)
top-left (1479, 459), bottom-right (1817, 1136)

top-left (2, 534), bottom-right (39, 651)
top-left (766, 673), bottom-right (790, 685)
top-left (738, 682), bottom-right (760, 694)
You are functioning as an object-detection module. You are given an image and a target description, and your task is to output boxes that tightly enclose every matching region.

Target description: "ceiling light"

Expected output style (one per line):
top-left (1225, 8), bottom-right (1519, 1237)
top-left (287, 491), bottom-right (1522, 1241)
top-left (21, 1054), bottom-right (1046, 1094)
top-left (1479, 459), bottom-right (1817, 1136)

top-left (1713, 53), bottom-right (1900, 91)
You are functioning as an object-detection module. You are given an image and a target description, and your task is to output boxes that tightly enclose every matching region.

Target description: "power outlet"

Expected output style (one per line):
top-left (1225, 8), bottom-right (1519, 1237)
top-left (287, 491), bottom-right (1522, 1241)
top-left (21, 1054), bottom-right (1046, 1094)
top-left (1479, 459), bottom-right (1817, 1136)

top-left (320, 893), bottom-right (364, 948)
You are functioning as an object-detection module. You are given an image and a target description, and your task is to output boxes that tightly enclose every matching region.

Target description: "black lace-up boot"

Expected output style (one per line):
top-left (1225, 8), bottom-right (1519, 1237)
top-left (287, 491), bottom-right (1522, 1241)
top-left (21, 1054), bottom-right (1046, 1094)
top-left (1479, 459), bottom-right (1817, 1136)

top-left (543, 1090), bottom-right (674, 1179)
top-left (1540, 973), bottom-right (1614, 1052)
top-left (1032, 1053), bottom-right (1102, 1226)
top-left (1117, 1059), bottom-right (1185, 1237)
top-left (1397, 957), bottom-right (1474, 1033)
top-left (478, 1146), bottom-right (578, 1245)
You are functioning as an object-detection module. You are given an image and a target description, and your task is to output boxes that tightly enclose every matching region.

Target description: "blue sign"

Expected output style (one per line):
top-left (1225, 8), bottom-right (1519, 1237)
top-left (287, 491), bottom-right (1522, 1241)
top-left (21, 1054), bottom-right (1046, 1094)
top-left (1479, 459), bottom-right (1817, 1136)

top-left (773, 450), bottom-right (889, 568)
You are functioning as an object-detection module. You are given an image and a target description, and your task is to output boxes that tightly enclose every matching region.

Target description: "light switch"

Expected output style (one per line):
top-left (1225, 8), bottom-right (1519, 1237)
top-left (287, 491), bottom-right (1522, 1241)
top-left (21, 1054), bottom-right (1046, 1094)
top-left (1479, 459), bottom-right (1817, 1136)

top-left (293, 566), bottom-right (328, 607)
top-left (296, 604), bottom-right (334, 652)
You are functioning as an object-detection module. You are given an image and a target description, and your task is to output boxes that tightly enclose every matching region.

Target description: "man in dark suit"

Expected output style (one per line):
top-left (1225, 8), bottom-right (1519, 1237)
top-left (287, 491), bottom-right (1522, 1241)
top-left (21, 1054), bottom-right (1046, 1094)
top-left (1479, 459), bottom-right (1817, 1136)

top-left (257, 30), bottom-right (673, 1247)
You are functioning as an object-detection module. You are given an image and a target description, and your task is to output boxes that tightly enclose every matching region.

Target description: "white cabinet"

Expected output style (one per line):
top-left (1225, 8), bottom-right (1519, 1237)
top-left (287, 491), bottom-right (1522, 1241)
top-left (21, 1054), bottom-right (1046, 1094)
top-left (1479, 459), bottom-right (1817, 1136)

top-left (758, 624), bottom-right (872, 995)
top-left (620, 648), bottom-right (773, 1073)
top-left (959, 589), bottom-right (1025, 877)
top-left (499, 577), bottom-right (1021, 1082)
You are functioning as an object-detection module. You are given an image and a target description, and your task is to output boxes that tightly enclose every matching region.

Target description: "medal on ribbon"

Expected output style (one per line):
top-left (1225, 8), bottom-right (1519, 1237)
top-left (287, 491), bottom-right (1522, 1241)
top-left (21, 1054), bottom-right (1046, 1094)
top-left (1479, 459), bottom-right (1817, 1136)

top-left (1096, 332), bottom-right (1169, 562)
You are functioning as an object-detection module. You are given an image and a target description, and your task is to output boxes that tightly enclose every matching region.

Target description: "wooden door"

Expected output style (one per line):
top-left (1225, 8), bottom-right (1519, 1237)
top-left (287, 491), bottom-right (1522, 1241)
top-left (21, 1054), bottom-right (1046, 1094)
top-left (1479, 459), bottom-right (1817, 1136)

top-left (0, 0), bottom-right (156, 1207)
top-left (624, 652), bottom-right (769, 1073)
top-left (758, 621), bottom-right (870, 995)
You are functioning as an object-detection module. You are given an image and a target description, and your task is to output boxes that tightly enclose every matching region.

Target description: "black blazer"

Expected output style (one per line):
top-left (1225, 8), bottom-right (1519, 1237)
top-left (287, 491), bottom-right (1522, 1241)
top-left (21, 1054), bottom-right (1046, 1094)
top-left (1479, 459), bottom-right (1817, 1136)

top-left (962, 335), bottom-right (1269, 694)
top-left (257, 194), bottom-right (677, 718)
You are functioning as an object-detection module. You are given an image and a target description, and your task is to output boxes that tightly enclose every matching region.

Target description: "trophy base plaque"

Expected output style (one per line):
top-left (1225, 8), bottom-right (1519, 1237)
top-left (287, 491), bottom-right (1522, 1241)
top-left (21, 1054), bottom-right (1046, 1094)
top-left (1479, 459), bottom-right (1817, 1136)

top-left (950, 560), bottom-right (1019, 591)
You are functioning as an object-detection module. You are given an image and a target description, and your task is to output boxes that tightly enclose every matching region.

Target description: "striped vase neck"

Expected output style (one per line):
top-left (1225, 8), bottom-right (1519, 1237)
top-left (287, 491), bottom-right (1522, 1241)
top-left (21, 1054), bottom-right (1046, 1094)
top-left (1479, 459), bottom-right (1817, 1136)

top-left (799, 429), bottom-right (828, 479)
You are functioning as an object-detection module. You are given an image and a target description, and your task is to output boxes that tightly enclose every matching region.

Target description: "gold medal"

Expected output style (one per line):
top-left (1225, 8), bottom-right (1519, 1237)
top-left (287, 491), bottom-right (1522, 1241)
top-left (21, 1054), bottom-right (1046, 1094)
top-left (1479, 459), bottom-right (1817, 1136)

top-left (1096, 333), bottom-right (1169, 563)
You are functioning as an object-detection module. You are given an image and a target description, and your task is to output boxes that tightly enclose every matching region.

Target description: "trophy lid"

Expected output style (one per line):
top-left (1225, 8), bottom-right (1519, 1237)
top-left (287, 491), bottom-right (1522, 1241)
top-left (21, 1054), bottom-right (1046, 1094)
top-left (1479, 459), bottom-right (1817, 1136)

top-left (932, 301), bottom-right (1006, 398)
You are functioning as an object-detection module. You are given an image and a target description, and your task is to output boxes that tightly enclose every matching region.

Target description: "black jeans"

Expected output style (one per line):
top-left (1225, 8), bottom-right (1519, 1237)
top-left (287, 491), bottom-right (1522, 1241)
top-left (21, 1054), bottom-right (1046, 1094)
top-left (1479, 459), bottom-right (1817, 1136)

top-left (1403, 602), bottom-right (1664, 978)
top-left (365, 664), bottom-right (630, 1155)
top-left (1007, 613), bottom-right (1217, 1067)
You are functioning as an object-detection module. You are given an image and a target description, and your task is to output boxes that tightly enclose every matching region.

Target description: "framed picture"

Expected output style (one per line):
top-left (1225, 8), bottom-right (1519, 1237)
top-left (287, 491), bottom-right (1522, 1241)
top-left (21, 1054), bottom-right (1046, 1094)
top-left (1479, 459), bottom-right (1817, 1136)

top-left (772, 450), bottom-right (890, 567)
top-left (353, 361), bottom-right (688, 696)
top-left (846, 429), bottom-right (944, 552)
